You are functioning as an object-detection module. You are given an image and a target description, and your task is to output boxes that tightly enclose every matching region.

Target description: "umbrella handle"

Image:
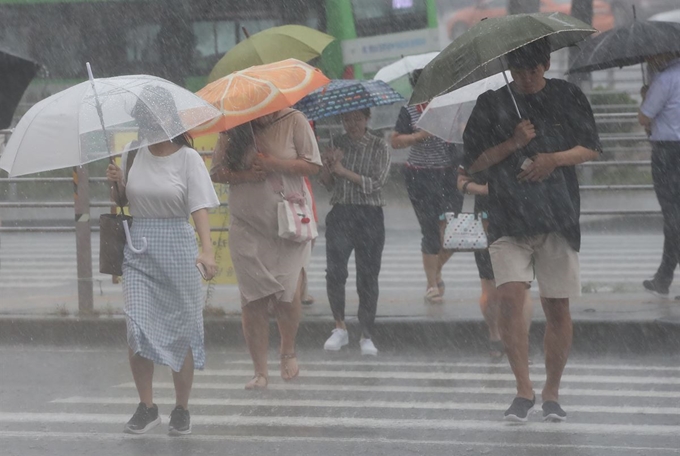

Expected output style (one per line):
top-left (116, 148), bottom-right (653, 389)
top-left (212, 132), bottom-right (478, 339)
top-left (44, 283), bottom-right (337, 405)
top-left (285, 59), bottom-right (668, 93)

top-left (502, 71), bottom-right (522, 119)
top-left (123, 219), bottom-right (148, 254)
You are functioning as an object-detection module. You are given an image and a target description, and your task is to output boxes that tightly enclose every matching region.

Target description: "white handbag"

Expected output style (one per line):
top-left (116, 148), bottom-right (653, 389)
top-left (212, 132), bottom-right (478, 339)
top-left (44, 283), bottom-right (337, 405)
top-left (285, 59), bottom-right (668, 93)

top-left (270, 175), bottom-right (317, 243)
top-left (443, 212), bottom-right (488, 251)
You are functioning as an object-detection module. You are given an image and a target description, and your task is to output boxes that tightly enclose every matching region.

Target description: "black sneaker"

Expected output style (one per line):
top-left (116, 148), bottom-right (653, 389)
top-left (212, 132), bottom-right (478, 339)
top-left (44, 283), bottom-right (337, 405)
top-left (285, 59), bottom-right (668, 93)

top-left (643, 279), bottom-right (669, 298)
top-left (168, 405), bottom-right (191, 436)
top-left (542, 401), bottom-right (567, 422)
top-left (504, 395), bottom-right (535, 422)
top-left (124, 402), bottom-right (161, 434)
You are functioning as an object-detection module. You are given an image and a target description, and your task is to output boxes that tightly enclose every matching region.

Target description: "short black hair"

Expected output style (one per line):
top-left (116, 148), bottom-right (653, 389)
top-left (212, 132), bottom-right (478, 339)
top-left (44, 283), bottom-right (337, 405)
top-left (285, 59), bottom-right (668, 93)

top-left (507, 38), bottom-right (551, 69)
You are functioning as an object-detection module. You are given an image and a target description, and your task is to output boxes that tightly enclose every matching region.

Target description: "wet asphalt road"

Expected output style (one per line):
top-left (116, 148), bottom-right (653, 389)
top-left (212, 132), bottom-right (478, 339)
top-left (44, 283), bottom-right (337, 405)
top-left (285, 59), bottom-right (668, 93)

top-left (0, 346), bottom-right (679, 456)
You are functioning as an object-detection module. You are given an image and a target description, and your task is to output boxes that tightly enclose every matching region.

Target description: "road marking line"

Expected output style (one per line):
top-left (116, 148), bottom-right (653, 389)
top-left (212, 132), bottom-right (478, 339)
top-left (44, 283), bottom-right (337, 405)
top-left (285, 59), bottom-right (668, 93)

top-left (0, 413), bottom-right (677, 436)
top-left (218, 359), bottom-right (680, 372)
top-left (0, 431), bottom-right (676, 452)
top-left (115, 382), bottom-right (680, 398)
top-left (195, 369), bottom-right (680, 384)
top-left (51, 396), bottom-right (680, 415)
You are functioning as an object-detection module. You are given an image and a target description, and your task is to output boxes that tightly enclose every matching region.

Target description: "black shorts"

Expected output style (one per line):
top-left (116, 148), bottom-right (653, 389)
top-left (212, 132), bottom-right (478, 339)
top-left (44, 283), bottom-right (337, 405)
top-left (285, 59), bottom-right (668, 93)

top-left (474, 249), bottom-right (494, 280)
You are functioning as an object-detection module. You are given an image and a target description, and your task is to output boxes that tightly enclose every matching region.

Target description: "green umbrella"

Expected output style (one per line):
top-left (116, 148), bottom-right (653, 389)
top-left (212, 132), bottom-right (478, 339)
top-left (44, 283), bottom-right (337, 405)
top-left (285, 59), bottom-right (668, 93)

top-left (208, 25), bottom-right (335, 83)
top-left (409, 12), bottom-right (596, 105)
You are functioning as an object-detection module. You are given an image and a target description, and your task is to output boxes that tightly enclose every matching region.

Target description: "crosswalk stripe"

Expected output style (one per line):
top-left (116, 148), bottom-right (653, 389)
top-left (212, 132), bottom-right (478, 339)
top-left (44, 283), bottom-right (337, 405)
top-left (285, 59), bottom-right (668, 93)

top-left (0, 413), bottom-right (677, 436)
top-left (115, 382), bottom-right (680, 398)
top-left (195, 369), bottom-right (680, 384)
top-left (0, 431), bottom-right (676, 452)
top-left (51, 396), bottom-right (680, 416)
top-left (213, 359), bottom-right (680, 372)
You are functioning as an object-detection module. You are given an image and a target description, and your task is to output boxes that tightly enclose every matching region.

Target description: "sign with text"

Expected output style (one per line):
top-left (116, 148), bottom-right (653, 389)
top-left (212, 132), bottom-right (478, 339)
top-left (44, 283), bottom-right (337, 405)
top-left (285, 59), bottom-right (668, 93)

top-left (341, 28), bottom-right (440, 65)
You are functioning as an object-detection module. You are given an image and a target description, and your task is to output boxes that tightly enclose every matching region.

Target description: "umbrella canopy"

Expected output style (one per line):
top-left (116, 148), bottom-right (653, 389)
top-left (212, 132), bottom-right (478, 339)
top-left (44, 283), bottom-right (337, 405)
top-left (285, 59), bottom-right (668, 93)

top-left (416, 72), bottom-right (513, 144)
top-left (649, 9), bottom-right (680, 23)
top-left (207, 25), bottom-right (335, 83)
top-left (0, 48), bottom-right (40, 129)
top-left (294, 79), bottom-right (405, 121)
top-left (373, 52), bottom-right (439, 83)
top-left (195, 59), bottom-right (330, 135)
top-left (0, 74), bottom-right (221, 177)
top-left (568, 20), bottom-right (680, 74)
top-left (410, 12), bottom-right (596, 105)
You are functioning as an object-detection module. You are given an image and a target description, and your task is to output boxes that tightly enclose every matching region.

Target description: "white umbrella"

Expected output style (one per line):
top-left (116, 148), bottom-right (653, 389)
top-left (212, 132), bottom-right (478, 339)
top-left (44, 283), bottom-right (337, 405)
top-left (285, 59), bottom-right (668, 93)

top-left (415, 72), bottom-right (513, 144)
top-left (373, 52), bottom-right (439, 83)
top-left (0, 72), bottom-right (221, 177)
top-left (649, 9), bottom-right (680, 23)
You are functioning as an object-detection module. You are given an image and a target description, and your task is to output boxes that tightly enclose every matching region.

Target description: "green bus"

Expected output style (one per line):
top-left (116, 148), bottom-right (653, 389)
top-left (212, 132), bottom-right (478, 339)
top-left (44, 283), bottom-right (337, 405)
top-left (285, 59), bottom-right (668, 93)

top-left (322, 0), bottom-right (439, 80)
top-left (0, 0), bottom-right (438, 109)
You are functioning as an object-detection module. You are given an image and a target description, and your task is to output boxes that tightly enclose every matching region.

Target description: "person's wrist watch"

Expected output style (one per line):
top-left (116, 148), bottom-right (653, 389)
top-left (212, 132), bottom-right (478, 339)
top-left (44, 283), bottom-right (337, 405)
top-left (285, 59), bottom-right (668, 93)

top-left (462, 181), bottom-right (471, 195)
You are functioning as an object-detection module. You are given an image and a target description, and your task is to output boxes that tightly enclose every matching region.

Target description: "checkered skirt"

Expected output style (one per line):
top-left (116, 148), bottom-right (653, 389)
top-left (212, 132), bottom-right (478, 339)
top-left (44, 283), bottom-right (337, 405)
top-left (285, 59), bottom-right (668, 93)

top-left (123, 218), bottom-right (205, 372)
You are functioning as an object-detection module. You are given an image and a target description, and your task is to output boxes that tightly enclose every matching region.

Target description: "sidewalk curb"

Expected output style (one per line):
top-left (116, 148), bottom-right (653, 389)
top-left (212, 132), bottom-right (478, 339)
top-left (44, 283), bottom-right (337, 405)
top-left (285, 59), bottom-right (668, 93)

top-left (0, 316), bottom-right (678, 354)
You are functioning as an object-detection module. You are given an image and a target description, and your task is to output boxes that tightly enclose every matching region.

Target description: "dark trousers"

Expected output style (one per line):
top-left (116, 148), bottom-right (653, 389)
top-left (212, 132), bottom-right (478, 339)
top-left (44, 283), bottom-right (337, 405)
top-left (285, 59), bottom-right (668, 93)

top-left (651, 142), bottom-right (680, 288)
top-left (325, 205), bottom-right (385, 339)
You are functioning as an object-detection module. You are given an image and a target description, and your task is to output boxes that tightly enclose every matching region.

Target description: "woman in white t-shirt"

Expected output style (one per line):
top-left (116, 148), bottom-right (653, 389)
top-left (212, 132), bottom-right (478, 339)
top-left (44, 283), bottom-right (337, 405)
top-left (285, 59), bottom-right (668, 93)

top-left (106, 86), bottom-right (219, 437)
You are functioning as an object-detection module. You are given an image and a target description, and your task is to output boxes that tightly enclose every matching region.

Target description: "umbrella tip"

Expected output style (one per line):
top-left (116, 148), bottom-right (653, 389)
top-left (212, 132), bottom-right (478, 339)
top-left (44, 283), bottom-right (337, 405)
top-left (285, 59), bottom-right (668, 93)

top-left (242, 27), bottom-right (250, 38)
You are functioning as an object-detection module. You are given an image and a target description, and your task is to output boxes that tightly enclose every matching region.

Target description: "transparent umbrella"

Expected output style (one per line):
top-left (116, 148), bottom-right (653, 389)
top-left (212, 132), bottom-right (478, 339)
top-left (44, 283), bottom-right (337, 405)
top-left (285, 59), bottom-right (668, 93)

top-left (0, 70), bottom-right (221, 177)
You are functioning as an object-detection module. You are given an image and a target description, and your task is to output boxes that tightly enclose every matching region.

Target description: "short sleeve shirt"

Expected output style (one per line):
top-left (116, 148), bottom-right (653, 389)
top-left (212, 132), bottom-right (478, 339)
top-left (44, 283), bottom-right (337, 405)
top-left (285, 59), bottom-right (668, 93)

top-left (462, 79), bottom-right (602, 252)
top-left (127, 146), bottom-right (220, 218)
top-left (394, 106), bottom-right (454, 168)
top-left (640, 59), bottom-right (680, 142)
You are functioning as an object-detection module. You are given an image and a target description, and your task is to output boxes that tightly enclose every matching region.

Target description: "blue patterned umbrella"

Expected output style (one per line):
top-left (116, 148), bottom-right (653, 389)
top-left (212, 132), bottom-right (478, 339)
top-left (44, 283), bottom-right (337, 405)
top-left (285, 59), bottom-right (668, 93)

top-left (294, 79), bottom-right (404, 121)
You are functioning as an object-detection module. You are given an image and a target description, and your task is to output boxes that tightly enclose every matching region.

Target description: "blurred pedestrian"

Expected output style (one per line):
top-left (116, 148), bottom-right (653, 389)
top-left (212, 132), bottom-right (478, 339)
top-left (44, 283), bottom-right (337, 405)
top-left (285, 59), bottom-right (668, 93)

top-left (106, 86), bottom-right (220, 436)
top-left (320, 108), bottom-right (391, 356)
top-left (210, 109), bottom-right (322, 390)
top-left (391, 69), bottom-right (463, 303)
top-left (457, 168), bottom-right (533, 361)
top-left (462, 38), bottom-right (601, 422)
top-left (638, 52), bottom-right (680, 299)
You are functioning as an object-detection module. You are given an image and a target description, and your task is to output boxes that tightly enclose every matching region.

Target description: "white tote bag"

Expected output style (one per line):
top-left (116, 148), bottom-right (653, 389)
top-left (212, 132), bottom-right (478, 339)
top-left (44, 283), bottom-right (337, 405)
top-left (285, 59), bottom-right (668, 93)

top-left (443, 212), bottom-right (488, 251)
top-left (277, 196), bottom-right (318, 243)
top-left (270, 175), bottom-right (317, 243)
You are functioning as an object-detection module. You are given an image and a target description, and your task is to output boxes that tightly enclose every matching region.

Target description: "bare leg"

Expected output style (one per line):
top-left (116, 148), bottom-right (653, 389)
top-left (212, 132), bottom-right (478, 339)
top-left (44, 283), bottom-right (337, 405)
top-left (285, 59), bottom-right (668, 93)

top-left (172, 349), bottom-right (194, 409)
top-left (523, 290), bottom-right (534, 331)
top-left (275, 272), bottom-right (303, 380)
top-left (242, 297), bottom-right (271, 385)
top-left (129, 348), bottom-right (154, 407)
top-left (541, 298), bottom-right (572, 403)
top-left (436, 221), bottom-right (454, 287)
top-left (423, 253), bottom-right (440, 289)
top-left (498, 282), bottom-right (533, 400)
top-left (479, 279), bottom-right (500, 340)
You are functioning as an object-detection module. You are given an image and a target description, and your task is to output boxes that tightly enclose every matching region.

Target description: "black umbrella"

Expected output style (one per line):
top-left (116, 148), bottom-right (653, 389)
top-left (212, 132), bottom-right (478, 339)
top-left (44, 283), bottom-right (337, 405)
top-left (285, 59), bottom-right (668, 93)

top-left (0, 48), bottom-right (40, 129)
top-left (568, 20), bottom-right (680, 77)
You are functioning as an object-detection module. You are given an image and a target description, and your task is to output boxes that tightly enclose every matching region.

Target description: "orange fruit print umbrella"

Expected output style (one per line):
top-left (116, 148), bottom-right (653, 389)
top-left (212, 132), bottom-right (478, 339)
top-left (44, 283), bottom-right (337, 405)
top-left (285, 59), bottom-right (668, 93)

top-left (193, 59), bottom-right (329, 136)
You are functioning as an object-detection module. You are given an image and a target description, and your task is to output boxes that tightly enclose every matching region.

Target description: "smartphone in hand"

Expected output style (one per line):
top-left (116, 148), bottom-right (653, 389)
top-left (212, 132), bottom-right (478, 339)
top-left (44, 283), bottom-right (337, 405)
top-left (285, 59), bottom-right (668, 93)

top-left (196, 262), bottom-right (209, 280)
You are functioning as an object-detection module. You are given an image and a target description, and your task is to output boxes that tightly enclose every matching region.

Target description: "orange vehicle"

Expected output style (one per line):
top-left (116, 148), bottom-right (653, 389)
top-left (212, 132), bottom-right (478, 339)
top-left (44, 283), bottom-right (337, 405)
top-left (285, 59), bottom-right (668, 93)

top-left (446, 0), bottom-right (615, 40)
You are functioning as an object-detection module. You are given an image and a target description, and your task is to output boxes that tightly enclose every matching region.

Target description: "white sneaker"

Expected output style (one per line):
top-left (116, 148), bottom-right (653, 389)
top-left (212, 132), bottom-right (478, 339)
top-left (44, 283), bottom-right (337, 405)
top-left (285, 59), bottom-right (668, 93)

top-left (324, 328), bottom-right (349, 351)
top-left (360, 337), bottom-right (378, 356)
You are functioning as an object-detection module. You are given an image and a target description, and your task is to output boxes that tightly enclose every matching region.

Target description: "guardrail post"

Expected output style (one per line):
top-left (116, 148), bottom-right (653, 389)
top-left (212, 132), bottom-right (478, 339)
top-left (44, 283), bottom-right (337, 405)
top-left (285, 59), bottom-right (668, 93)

top-left (74, 165), bottom-right (94, 313)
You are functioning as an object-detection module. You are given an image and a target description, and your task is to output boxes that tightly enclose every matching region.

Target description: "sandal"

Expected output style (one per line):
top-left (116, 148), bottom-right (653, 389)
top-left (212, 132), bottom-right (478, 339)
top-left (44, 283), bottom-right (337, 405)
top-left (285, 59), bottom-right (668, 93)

top-left (245, 373), bottom-right (268, 390)
top-left (280, 353), bottom-right (299, 381)
top-left (425, 287), bottom-right (443, 304)
top-left (489, 340), bottom-right (505, 361)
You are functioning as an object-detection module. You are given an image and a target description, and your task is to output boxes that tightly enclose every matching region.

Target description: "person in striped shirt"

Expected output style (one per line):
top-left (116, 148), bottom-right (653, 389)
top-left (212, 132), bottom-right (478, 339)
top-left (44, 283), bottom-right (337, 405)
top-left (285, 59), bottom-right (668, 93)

top-left (391, 69), bottom-right (463, 303)
top-left (320, 108), bottom-right (391, 356)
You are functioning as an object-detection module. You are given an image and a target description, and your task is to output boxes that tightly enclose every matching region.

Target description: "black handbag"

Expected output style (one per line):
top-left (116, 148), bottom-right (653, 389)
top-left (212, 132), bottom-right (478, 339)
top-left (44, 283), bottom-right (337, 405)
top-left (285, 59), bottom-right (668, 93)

top-left (99, 142), bottom-right (139, 276)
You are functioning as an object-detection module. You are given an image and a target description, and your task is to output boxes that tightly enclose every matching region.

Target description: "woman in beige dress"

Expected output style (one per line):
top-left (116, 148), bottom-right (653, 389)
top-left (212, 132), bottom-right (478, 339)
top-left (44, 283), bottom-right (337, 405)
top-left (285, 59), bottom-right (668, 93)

top-left (211, 109), bottom-right (322, 389)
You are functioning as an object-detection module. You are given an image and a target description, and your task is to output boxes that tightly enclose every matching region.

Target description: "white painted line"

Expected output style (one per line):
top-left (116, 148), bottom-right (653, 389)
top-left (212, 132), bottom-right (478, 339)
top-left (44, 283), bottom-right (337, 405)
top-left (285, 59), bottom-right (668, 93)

top-left (0, 413), bottom-right (677, 436)
top-left (116, 382), bottom-right (680, 399)
top-left (219, 359), bottom-right (680, 373)
top-left (195, 369), bottom-right (680, 385)
top-left (0, 430), bottom-right (676, 452)
top-left (51, 396), bottom-right (680, 416)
